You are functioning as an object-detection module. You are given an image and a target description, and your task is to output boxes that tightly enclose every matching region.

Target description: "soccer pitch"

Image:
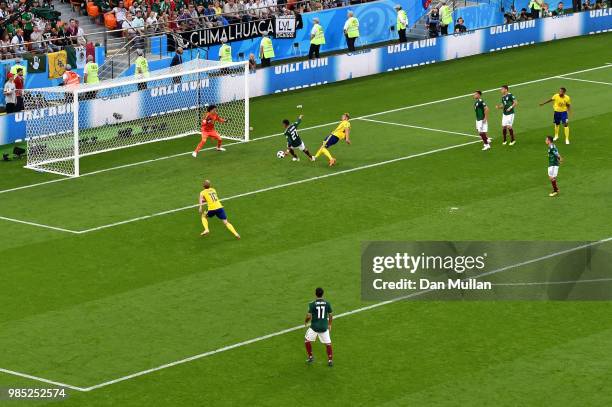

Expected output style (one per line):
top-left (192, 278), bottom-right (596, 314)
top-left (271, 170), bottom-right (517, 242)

top-left (0, 33), bottom-right (611, 406)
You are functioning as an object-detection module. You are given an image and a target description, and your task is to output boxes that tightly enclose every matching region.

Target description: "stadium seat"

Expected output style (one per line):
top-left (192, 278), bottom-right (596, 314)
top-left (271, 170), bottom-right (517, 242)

top-left (87, 2), bottom-right (100, 19)
top-left (104, 12), bottom-right (117, 30)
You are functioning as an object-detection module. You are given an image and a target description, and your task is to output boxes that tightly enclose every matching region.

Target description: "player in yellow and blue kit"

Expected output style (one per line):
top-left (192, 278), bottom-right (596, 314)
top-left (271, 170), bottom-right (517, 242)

top-left (198, 180), bottom-right (240, 239)
top-left (314, 113), bottom-right (352, 166)
top-left (540, 87), bottom-right (572, 144)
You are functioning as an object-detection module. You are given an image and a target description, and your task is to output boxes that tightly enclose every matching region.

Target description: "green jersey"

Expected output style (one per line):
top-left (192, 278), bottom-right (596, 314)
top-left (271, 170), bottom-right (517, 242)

top-left (284, 118), bottom-right (303, 147)
top-left (474, 99), bottom-right (487, 121)
top-left (22, 12), bottom-right (33, 31)
top-left (501, 93), bottom-right (516, 115)
top-left (308, 298), bottom-right (332, 333)
top-left (548, 144), bottom-right (560, 166)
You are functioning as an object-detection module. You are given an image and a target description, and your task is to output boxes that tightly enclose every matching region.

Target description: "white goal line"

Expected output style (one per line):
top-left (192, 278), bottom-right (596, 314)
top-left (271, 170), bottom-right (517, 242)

top-left (1, 63), bottom-right (610, 196)
top-left (2, 237), bottom-right (609, 392)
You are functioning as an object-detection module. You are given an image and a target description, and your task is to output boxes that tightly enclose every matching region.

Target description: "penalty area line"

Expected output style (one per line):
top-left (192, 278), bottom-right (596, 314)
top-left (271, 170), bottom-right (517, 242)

top-left (1, 63), bottom-right (610, 196)
top-left (556, 76), bottom-right (612, 86)
top-left (75, 139), bottom-right (482, 234)
top-left (0, 216), bottom-right (80, 234)
top-left (357, 118), bottom-right (478, 138)
top-left (79, 237), bottom-right (612, 391)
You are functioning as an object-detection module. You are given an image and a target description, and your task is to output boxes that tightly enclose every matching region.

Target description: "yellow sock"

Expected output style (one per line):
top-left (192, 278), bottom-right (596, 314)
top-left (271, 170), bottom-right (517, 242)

top-left (318, 147), bottom-right (333, 161)
top-left (554, 125), bottom-right (559, 138)
top-left (201, 215), bottom-right (209, 232)
top-left (225, 222), bottom-right (239, 237)
top-left (564, 126), bottom-right (570, 141)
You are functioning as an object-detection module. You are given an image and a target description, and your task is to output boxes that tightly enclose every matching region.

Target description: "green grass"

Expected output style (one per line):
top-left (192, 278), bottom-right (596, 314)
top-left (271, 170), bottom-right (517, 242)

top-left (0, 33), bottom-right (611, 406)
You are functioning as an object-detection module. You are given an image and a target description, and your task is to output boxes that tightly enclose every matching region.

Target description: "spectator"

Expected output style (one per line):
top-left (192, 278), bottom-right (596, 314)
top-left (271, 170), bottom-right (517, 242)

top-left (0, 32), bottom-right (12, 60)
top-left (65, 19), bottom-right (78, 43)
top-left (3, 73), bottom-right (16, 113)
top-left (75, 20), bottom-right (86, 46)
top-left (133, 9), bottom-right (146, 29)
top-left (553, 1), bottom-right (566, 14)
top-left (454, 17), bottom-right (467, 33)
top-left (582, 0), bottom-right (592, 9)
top-left (146, 11), bottom-right (159, 33)
top-left (518, 8), bottom-right (531, 21)
top-left (11, 28), bottom-right (27, 56)
top-left (21, 7), bottom-right (34, 41)
top-left (123, 12), bottom-right (143, 41)
top-left (594, 0), bottom-right (606, 9)
top-left (113, 1), bottom-right (128, 28)
top-left (213, 0), bottom-right (223, 15)
top-left (47, 28), bottom-right (63, 52)
top-left (426, 8), bottom-right (440, 38)
top-left (252, 0), bottom-right (266, 19)
top-left (14, 67), bottom-right (24, 112)
top-left (30, 26), bottom-right (47, 52)
top-left (223, 0), bottom-right (241, 23)
top-left (248, 52), bottom-right (256, 73)
top-left (504, 5), bottom-right (518, 22)
top-left (541, 3), bottom-right (552, 17)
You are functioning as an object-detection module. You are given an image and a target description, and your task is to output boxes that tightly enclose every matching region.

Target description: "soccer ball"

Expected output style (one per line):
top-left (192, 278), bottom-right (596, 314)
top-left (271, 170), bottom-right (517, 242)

top-left (277, 150), bottom-right (285, 159)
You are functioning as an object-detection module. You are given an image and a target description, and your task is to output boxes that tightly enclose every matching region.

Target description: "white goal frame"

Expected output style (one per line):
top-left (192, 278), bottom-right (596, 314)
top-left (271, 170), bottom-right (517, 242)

top-left (24, 59), bottom-right (250, 177)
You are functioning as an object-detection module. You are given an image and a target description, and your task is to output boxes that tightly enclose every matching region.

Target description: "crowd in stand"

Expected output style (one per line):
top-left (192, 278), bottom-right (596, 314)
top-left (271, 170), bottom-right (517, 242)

top-left (0, 0), bottom-right (90, 59)
top-left (504, 0), bottom-right (608, 23)
top-left (92, 0), bottom-right (370, 35)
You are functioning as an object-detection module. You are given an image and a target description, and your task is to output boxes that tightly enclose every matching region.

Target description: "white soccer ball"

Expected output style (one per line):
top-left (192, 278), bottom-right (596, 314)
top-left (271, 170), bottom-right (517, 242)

top-left (277, 150), bottom-right (285, 159)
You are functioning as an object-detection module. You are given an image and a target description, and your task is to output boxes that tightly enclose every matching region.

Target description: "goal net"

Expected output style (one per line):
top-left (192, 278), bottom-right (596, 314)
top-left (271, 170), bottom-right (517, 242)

top-left (23, 58), bottom-right (249, 177)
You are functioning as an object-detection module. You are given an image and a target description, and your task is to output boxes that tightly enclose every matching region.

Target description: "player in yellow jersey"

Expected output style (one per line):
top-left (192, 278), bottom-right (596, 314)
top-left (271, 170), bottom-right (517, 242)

top-left (198, 180), bottom-right (240, 239)
top-left (540, 87), bottom-right (571, 144)
top-left (314, 113), bottom-right (351, 166)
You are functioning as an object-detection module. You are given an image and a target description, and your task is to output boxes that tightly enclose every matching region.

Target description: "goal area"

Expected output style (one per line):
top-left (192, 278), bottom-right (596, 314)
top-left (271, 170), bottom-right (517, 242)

top-left (23, 58), bottom-right (249, 177)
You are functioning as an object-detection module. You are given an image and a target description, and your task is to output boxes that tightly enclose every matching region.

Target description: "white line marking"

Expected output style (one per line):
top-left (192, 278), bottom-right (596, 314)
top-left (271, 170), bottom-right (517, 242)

top-left (75, 237), bottom-right (610, 391)
top-left (557, 76), bottom-right (612, 86)
top-left (2, 237), bottom-right (609, 391)
top-left (2, 63), bottom-right (610, 195)
top-left (76, 139), bottom-right (481, 234)
top-left (0, 123), bottom-right (334, 195)
top-left (493, 277), bottom-right (612, 286)
top-left (0, 216), bottom-right (80, 234)
top-left (0, 367), bottom-right (86, 392)
top-left (358, 118), bottom-right (478, 138)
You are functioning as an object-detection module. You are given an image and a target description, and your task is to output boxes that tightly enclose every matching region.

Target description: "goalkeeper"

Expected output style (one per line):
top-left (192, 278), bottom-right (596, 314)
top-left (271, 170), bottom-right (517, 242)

top-left (283, 115), bottom-right (314, 162)
top-left (192, 105), bottom-right (228, 158)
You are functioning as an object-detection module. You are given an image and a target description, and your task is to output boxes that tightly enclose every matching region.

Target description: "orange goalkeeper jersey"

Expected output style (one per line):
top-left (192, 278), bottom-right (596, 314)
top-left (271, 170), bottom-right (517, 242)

top-left (201, 112), bottom-right (225, 132)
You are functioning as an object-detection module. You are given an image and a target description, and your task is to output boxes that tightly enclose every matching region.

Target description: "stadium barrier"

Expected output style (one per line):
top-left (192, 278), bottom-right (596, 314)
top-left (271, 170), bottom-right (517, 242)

top-left (1, 10), bottom-right (610, 145)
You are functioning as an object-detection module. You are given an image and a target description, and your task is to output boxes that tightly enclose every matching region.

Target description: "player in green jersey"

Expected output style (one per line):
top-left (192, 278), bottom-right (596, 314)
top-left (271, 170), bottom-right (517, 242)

top-left (473, 90), bottom-right (491, 151)
top-left (546, 136), bottom-right (563, 197)
top-left (304, 287), bottom-right (334, 366)
top-left (495, 85), bottom-right (518, 146)
top-left (282, 115), bottom-right (315, 162)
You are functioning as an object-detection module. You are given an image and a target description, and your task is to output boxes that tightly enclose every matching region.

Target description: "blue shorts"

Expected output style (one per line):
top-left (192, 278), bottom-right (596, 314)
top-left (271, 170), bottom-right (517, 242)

top-left (206, 208), bottom-right (227, 220)
top-left (324, 134), bottom-right (340, 148)
top-left (553, 111), bottom-right (568, 125)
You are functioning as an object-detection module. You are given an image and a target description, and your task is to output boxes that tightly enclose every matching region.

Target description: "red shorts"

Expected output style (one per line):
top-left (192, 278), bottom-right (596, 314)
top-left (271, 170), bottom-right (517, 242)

top-left (201, 131), bottom-right (221, 141)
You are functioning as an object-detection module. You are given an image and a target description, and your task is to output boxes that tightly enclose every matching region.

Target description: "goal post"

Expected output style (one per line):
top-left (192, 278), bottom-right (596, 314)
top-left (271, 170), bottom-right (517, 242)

top-left (23, 58), bottom-right (250, 177)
